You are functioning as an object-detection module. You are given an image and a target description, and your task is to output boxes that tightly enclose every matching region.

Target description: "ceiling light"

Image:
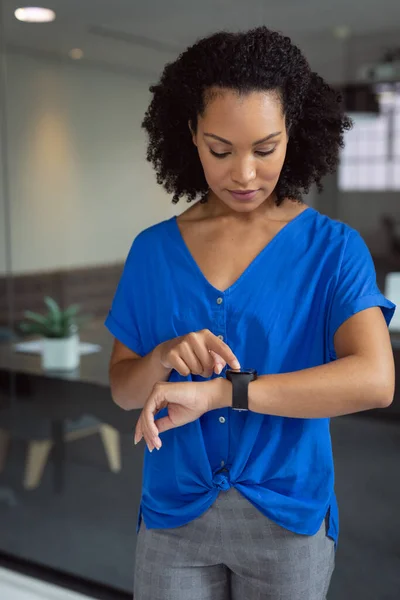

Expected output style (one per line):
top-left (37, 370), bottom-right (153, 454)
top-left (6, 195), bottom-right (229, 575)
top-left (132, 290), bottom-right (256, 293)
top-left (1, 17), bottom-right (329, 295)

top-left (69, 48), bottom-right (84, 60)
top-left (332, 25), bottom-right (351, 40)
top-left (14, 7), bottom-right (56, 23)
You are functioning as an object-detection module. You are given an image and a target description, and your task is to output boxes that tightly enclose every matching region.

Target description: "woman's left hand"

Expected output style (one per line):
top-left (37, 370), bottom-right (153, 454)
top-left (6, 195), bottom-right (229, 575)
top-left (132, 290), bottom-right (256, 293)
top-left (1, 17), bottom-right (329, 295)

top-left (134, 379), bottom-right (220, 452)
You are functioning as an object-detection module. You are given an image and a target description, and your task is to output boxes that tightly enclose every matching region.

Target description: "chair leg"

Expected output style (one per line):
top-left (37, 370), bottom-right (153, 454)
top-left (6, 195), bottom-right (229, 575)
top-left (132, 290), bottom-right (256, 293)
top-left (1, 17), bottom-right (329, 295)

top-left (0, 429), bottom-right (11, 473)
top-left (24, 440), bottom-right (53, 489)
top-left (99, 424), bottom-right (121, 472)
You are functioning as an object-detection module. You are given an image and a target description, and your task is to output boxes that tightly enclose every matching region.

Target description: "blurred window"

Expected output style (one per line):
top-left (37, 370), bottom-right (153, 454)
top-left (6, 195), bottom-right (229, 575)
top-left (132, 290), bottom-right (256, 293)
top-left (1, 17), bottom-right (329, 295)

top-left (339, 82), bottom-right (400, 190)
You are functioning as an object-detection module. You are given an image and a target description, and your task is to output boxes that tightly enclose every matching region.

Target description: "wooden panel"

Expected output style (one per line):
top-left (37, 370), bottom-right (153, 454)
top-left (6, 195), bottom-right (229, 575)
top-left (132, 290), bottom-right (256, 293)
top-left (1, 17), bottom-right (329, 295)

top-left (0, 263), bottom-right (123, 329)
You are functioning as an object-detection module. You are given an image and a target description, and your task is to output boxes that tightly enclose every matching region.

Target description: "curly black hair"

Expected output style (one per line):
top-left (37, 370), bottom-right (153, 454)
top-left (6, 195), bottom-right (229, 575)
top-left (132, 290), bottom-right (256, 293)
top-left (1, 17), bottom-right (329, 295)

top-left (142, 26), bottom-right (352, 205)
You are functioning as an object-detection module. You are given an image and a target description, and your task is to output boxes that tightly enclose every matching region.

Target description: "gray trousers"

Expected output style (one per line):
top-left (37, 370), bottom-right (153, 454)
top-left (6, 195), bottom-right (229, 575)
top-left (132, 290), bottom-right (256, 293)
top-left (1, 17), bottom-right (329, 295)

top-left (134, 487), bottom-right (335, 600)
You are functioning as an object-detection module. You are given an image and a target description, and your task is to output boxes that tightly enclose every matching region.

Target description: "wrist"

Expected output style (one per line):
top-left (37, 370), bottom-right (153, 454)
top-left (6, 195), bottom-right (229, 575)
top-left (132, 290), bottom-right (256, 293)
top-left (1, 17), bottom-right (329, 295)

top-left (152, 343), bottom-right (172, 377)
top-left (208, 377), bottom-right (232, 410)
top-left (209, 374), bottom-right (264, 412)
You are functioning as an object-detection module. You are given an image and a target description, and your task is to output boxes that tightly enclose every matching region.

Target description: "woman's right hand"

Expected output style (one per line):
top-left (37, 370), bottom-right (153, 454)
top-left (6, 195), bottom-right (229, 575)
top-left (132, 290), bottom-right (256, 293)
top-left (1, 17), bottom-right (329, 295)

top-left (157, 329), bottom-right (241, 378)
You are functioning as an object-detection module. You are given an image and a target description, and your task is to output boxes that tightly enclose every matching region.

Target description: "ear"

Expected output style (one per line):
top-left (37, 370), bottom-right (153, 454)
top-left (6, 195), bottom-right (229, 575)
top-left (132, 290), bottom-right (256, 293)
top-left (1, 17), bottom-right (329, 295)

top-left (188, 121), bottom-right (197, 147)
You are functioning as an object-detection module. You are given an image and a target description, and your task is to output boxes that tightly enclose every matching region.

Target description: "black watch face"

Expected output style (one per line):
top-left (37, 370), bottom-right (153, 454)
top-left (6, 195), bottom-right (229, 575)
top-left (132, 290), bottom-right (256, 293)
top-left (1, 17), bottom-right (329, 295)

top-left (226, 369), bottom-right (257, 377)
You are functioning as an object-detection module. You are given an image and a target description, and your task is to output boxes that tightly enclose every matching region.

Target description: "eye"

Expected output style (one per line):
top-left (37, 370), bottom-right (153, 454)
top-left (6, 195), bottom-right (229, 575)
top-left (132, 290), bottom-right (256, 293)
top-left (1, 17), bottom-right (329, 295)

top-left (209, 148), bottom-right (276, 159)
top-left (256, 148), bottom-right (276, 156)
top-left (210, 149), bottom-right (230, 159)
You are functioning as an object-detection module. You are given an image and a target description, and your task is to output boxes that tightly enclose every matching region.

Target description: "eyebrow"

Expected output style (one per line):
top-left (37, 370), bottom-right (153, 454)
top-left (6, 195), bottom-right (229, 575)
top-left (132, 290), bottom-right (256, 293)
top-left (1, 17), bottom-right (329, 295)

top-left (203, 132), bottom-right (282, 146)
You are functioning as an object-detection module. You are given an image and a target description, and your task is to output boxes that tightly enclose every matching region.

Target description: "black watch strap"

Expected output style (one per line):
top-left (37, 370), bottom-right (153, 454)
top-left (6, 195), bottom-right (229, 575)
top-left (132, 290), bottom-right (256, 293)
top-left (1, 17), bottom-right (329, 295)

top-left (225, 369), bottom-right (258, 411)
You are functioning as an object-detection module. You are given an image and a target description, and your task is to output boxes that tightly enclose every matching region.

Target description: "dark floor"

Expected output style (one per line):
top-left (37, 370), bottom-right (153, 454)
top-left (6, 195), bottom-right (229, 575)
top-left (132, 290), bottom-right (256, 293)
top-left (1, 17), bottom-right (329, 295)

top-left (328, 415), bottom-right (400, 600)
top-left (0, 431), bottom-right (143, 593)
top-left (0, 414), bottom-right (399, 599)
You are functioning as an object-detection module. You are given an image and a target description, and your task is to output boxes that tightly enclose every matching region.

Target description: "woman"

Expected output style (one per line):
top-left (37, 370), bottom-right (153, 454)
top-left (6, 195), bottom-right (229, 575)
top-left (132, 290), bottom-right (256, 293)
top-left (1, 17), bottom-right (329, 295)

top-left (105, 26), bottom-right (395, 600)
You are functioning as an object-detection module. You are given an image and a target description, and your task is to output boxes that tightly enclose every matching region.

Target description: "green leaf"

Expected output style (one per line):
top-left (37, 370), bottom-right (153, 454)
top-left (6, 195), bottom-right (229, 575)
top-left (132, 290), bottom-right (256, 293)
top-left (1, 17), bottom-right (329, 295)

top-left (63, 304), bottom-right (80, 318)
top-left (23, 311), bottom-right (49, 326)
top-left (20, 296), bottom-right (92, 338)
top-left (44, 296), bottom-right (61, 320)
top-left (20, 322), bottom-right (48, 335)
top-left (19, 321), bottom-right (65, 338)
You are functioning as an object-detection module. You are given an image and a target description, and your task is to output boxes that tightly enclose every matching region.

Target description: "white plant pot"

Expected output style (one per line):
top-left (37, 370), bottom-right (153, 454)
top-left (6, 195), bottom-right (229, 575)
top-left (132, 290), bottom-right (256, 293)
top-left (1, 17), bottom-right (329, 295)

top-left (41, 334), bottom-right (80, 371)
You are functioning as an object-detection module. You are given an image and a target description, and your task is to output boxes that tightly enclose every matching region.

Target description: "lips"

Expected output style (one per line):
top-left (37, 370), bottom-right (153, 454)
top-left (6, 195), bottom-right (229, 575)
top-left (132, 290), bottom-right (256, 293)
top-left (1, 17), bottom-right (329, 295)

top-left (228, 189), bottom-right (259, 201)
top-left (230, 190), bottom-right (258, 194)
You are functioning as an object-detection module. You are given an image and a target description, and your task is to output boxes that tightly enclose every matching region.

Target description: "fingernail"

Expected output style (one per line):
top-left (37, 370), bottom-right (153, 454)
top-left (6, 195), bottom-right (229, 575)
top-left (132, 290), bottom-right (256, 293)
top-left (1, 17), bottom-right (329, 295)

top-left (216, 365), bottom-right (222, 375)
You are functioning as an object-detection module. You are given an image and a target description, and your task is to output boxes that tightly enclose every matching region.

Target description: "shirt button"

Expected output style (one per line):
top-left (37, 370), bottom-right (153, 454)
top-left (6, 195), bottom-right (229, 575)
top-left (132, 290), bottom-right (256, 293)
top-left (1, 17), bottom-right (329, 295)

top-left (217, 335), bottom-right (224, 341)
top-left (219, 416), bottom-right (226, 424)
top-left (216, 297), bottom-right (223, 305)
top-left (221, 460), bottom-right (225, 467)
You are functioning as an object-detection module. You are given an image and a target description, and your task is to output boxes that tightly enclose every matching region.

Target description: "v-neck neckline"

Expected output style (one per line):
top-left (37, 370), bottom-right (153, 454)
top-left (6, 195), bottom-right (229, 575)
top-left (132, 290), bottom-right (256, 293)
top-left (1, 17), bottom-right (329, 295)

top-left (171, 206), bottom-right (315, 295)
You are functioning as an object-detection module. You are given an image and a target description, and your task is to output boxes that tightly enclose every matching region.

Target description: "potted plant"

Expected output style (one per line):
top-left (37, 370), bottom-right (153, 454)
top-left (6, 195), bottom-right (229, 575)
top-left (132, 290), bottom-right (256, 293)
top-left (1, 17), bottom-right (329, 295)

top-left (19, 296), bottom-right (90, 371)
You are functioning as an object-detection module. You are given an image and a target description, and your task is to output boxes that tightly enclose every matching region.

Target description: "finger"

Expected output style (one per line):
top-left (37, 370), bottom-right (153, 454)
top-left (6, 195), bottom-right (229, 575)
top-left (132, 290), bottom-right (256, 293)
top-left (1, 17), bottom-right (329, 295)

top-left (138, 405), bottom-right (157, 452)
top-left (142, 421), bottom-right (157, 452)
top-left (178, 340), bottom-right (204, 375)
top-left (162, 339), bottom-right (195, 376)
top-left (134, 419), bottom-right (143, 445)
top-left (143, 395), bottom-right (163, 449)
top-left (170, 354), bottom-right (192, 377)
top-left (139, 417), bottom-right (152, 452)
top-left (206, 333), bottom-right (241, 370)
top-left (209, 350), bottom-right (226, 374)
top-left (143, 386), bottom-right (168, 448)
top-left (142, 419), bottom-right (159, 452)
top-left (189, 335), bottom-right (217, 376)
top-left (155, 414), bottom-right (175, 436)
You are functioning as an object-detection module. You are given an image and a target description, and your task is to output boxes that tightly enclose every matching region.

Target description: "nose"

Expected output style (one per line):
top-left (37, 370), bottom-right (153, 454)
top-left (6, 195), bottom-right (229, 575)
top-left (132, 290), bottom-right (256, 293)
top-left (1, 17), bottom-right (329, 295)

top-left (230, 157), bottom-right (256, 187)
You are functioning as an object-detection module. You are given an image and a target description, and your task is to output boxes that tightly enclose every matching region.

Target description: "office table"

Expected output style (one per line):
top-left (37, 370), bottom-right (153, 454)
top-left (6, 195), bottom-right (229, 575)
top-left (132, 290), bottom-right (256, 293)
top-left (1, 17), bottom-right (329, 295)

top-left (0, 321), bottom-right (139, 494)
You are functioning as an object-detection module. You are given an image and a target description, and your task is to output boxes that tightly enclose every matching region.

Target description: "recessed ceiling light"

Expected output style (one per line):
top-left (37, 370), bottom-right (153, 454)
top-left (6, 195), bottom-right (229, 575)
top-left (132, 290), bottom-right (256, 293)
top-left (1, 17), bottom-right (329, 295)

top-left (332, 25), bottom-right (351, 40)
top-left (14, 7), bottom-right (56, 23)
top-left (69, 48), bottom-right (84, 60)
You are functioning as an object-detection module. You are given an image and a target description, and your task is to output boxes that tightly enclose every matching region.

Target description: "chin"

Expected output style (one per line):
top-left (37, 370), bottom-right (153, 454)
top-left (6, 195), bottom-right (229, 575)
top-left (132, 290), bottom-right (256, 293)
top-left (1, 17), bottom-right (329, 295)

top-left (223, 190), bottom-right (270, 210)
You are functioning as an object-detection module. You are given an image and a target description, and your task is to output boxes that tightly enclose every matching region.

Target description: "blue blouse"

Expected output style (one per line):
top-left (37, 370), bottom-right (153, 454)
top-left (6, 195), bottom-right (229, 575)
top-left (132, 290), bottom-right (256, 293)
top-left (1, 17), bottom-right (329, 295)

top-left (105, 206), bottom-right (395, 549)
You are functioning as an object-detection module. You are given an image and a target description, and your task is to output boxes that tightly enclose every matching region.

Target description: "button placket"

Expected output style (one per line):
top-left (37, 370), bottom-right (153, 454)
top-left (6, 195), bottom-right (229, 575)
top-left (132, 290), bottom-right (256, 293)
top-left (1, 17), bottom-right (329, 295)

top-left (212, 291), bottom-right (228, 469)
top-left (214, 294), bottom-right (226, 345)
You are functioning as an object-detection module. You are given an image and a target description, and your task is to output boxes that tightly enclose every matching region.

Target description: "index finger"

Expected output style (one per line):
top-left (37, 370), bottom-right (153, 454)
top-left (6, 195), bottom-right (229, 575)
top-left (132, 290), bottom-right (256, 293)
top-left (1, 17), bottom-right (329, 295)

top-left (205, 332), bottom-right (241, 371)
top-left (134, 419), bottom-right (143, 445)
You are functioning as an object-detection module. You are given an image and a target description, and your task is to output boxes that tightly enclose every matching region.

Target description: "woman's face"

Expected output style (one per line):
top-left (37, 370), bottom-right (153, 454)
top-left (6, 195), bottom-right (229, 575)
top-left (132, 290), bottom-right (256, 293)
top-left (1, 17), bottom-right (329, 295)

top-left (192, 88), bottom-right (288, 213)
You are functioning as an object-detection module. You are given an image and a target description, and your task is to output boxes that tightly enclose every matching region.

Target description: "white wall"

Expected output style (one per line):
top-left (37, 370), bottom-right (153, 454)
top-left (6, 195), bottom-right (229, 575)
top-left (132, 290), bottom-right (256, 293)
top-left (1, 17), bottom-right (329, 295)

top-left (1, 52), bottom-right (176, 275)
top-left (2, 27), bottom-right (400, 275)
top-left (0, 51), bottom-right (320, 278)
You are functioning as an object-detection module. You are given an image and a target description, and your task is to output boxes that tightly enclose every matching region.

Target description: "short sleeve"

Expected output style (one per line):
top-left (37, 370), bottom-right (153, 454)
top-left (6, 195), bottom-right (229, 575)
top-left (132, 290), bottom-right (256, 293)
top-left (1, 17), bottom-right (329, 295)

top-left (328, 230), bottom-right (396, 358)
top-left (104, 237), bottom-right (144, 356)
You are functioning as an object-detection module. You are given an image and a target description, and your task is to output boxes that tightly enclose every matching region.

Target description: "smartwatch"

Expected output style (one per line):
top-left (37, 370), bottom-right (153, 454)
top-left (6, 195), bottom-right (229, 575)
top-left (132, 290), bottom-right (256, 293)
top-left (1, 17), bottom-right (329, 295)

top-left (225, 369), bottom-right (258, 411)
